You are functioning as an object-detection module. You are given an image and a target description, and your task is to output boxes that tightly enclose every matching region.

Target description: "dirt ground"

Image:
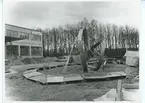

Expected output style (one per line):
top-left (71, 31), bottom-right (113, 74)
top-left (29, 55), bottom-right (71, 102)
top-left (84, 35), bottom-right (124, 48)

top-left (5, 63), bottom-right (129, 101)
top-left (5, 73), bottom-right (118, 101)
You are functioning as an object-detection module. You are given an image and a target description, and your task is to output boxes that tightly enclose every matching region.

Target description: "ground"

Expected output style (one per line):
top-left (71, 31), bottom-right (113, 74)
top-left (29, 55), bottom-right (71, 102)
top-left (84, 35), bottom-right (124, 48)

top-left (5, 72), bottom-right (118, 101)
top-left (5, 60), bottom-right (129, 101)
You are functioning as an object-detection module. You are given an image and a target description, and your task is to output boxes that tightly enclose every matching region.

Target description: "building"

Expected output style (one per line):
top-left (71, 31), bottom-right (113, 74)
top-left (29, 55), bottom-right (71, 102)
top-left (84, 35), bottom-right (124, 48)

top-left (5, 24), bottom-right (43, 58)
top-left (124, 50), bottom-right (139, 66)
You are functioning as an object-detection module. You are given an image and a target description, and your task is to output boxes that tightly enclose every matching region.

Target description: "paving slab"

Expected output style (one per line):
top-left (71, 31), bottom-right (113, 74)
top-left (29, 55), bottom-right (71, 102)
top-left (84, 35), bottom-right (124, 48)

top-left (23, 69), bottom-right (37, 74)
top-left (82, 71), bottom-right (126, 80)
top-left (23, 71), bottom-right (43, 78)
top-left (108, 72), bottom-right (126, 77)
top-left (29, 74), bottom-right (47, 84)
top-left (64, 74), bottom-right (83, 82)
top-left (46, 75), bottom-right (64, 83)
top-left (82, 72), bottom-right (110, 79)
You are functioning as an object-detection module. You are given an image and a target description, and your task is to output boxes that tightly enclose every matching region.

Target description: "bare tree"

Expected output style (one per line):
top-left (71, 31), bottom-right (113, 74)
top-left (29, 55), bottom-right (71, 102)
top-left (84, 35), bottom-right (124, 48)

top-left (41, 18), bottom-right (139, 57)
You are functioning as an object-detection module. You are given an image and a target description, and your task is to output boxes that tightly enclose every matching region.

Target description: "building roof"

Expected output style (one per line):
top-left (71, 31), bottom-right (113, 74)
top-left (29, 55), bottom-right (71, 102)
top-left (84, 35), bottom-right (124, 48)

top-left (5, 24), bottom-right (42, 33)
top-left (124, 51), bottom-right (139, 57)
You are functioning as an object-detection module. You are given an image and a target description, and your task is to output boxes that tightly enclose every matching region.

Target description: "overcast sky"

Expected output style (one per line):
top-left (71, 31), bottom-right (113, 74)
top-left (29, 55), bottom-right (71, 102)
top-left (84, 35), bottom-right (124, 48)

top-left (4, 1), bottom-right (140, 29)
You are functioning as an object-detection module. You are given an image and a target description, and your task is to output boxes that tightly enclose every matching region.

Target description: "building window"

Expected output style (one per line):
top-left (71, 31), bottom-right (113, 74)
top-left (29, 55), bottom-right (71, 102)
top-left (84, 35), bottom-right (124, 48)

top-left (6, 30), bottom-right (11, 36)
top-left (20, 46), bottom-right (29, 56)
top-left (20, 32), bottom-right (29, 40)
top-left (31, 46), bottom-right (42, 56)
top-left (6, 29), bottom-right (18, 37)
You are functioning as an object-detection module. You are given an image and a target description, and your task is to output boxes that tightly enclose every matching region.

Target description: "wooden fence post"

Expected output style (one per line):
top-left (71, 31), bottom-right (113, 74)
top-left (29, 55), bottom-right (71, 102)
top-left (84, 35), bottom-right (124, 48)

top-left (116, 79), bottom-right (123, 101)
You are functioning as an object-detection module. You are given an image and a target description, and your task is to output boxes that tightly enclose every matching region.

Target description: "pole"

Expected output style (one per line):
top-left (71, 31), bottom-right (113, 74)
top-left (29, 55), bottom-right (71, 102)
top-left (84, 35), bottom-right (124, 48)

top-left (116, 79), bottom-right (123, 101)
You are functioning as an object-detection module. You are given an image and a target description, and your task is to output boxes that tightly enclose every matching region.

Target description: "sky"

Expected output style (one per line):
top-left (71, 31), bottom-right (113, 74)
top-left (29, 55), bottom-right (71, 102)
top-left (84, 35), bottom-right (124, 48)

top-left (4, 1), bottom-right (140, 29)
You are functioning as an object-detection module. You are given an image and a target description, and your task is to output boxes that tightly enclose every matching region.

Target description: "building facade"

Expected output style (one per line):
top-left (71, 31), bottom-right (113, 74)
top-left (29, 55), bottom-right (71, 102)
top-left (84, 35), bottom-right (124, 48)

top-left (5, 24), bottom-right (43, 58)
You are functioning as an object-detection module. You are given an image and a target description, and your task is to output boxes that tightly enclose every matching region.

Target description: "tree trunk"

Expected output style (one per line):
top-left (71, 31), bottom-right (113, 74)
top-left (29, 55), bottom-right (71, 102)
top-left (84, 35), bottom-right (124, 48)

top-left (53, 30), bottom-right (57, 56)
